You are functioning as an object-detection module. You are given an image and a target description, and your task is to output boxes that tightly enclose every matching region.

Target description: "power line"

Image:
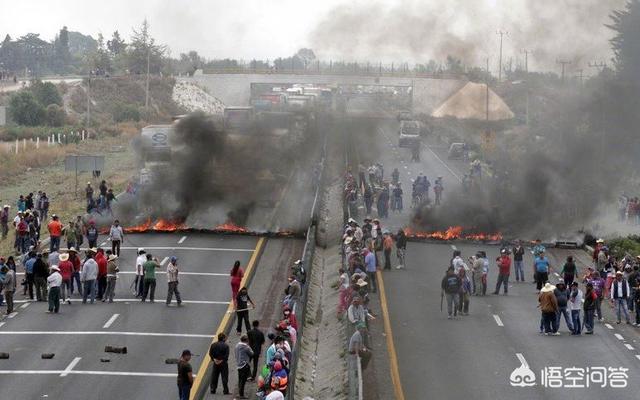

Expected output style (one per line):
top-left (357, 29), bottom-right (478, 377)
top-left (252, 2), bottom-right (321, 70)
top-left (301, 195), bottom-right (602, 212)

top-left (556, 59), bottom-right (572, 82)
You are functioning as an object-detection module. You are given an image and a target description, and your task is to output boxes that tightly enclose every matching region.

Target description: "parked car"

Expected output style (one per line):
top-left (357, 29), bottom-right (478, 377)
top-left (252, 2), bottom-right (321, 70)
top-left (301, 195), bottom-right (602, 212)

top-left (447, 143), bottom-right (467, 160)
top-left (398, 120), bottom-right (421, 148)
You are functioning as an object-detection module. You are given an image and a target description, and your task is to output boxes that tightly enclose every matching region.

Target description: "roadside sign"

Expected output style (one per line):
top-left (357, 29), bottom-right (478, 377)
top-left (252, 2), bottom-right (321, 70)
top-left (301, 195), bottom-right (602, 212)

top-left (65, 155), bottom-right (105, 198)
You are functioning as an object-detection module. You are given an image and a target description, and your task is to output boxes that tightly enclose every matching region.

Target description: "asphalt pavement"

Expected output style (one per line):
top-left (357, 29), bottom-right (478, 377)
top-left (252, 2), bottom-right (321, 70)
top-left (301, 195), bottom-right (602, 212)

top-left (349, 120), bottom-right (640, 399)
top-left (0, 232), bottom-right (259, 400)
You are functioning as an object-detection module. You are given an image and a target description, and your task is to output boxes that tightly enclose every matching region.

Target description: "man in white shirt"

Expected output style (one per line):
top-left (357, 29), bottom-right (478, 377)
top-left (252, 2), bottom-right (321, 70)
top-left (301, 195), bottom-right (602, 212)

top-left (80, 250), bottom-right (99, 304)
top-left (611, 271), bottom-right (631, 324)
top-left (47, 265), bottom-right (62, 313)
top-left (109, 220), bottom-right (124, 257)
top-left (134, 248), bottom-right (146, 298)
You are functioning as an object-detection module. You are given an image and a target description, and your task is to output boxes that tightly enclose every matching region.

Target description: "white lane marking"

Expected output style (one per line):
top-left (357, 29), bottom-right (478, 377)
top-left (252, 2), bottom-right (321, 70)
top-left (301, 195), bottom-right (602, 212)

top-left (160, 257), bottom-right (169, 266)
top-left (403, 165), bottom-right (408, 169)
top-left (625, 344), bottom-right (635, 351)
top-left (178, 236), bottom-right (187, 244)
top-left (636, 355), bottom-right (640, 361)
top-left (605, 323), bottom-right (614, 330)
top-left (102, 314), bottom-right (120, 329)
top-left (60, 357), bottom-right (82, 377)
top-left (553, 272), bottom-right (560, 277)
top-left (0, 331), bottom-right (213, 339)
top-left (111, 271), bottom-right (228, 277)
top-left (0, 370), bottom-right (194, 378)
top-left (118, 246), bottom-right (255, 252)
top-left (493, 315), bottom-right (504, 327)
top-left (450, 245), bottom-right (458, 251)
top-left (423, 144), bottom-right (462, 182)
top-left (615, 333), bottom-right (624, 340)
top-left (100, 242), bottom-right (107, 246)
top-left (516, 353), bottom-right (530, 368)
top-left (20, 303), bottom-right (30, 309)
top-left (0, 322), bottom-right (5, 328)
top-left (7, 312), bottom-right (18, 319)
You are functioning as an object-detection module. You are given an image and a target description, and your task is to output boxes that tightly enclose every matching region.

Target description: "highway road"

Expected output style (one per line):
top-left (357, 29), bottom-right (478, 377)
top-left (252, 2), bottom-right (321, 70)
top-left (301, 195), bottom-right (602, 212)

top-left (349, 119), bottom-right (640, 399)
top-left (0, 232), bottom-right (259, 399)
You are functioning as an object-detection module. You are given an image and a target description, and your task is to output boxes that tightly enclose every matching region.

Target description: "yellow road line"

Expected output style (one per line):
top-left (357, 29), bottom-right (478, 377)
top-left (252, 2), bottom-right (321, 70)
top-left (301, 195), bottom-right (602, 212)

top-left (190, 237), bottom-right (266, 400)
top-left (376, 270), bottom-right (406, 400)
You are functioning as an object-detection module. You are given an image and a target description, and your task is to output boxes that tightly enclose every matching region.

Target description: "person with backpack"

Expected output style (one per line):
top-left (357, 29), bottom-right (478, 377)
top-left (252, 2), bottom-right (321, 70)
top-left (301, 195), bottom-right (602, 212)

top-left (441, 266), bottom-right (462, 319)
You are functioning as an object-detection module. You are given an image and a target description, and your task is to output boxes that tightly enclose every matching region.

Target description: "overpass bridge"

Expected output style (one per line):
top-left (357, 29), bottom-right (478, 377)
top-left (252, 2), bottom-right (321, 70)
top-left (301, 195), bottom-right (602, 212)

top-left (184, 72), bottom-right (467, 115)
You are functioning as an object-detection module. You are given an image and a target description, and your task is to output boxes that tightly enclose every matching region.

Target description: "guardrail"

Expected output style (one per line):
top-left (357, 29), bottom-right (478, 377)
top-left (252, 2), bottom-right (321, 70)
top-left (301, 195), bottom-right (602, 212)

top-left (286, 121), bottom-right (328, 399)
top-left (201, 67), bottom-right (464, 80)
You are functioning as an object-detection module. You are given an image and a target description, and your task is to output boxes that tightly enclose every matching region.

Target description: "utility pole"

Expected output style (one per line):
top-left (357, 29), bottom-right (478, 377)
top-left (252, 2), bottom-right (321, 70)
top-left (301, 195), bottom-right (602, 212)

top-left (521, 49), bottom-right (530, 73)
top-left (485, 57), bottom-right (490, 122)
top-left (497, 30), bottom-right (508, 82)
top-left (145, 45), bottom-right (150, 110)
top-left (556, 59), bottom-right (571, 83)
top-left (86, 76), bottom-right (90, 126)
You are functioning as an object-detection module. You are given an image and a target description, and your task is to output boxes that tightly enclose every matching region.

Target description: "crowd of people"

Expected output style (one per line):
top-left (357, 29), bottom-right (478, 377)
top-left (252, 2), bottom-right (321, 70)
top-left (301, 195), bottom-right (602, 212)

top-left (343, 166), bottom-right (445, 220)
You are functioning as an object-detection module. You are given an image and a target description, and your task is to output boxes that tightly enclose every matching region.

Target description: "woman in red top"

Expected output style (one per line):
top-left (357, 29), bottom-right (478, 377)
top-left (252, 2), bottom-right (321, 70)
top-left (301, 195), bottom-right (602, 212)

top-left (230, 260), bottom-right (244, 305)
top-left (57, 253), bottom-right (74, 304)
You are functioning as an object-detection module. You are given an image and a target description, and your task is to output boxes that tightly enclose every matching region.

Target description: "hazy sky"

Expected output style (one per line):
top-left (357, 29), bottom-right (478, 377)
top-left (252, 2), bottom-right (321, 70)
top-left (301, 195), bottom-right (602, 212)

top-left (0, 0), bottom-right (623, 71)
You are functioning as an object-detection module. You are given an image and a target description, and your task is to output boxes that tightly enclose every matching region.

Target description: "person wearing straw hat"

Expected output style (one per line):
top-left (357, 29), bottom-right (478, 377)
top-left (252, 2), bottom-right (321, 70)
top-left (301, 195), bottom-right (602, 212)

top-left (104, 253), bottom-right (119, 303)
top-left (58, 252), bottom-right (73, 304)
top-left (539, 282), bottom-right (559, 335)
top-left (47, 265), bottom-right (62, 313)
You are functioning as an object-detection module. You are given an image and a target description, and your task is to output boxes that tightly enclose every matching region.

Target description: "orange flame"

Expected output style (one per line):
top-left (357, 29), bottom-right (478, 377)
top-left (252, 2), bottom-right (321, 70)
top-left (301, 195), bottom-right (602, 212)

top-left (404, 226), bottom-right (502, 241)
top-left (214, 221), bottom-right (249, 233)
top-left (124, 218), bottom-right (186, 233)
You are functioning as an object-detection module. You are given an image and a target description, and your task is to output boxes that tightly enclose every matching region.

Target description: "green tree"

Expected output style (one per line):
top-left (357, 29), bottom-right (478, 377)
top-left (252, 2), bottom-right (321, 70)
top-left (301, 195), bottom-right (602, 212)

top-left (126, 19), bottom-right (166, 74)
top-left (608, 0), bottom-right (640, 84)
top-left (9, 91), bottom-right (46, 126)
top-left (53, 26), bottom-right (71, 73)
top-left (45, 104), bottom-right (66, 126)
top-left (107, 30), bottom-right (126, 56)
top-left (31, 80), bottom-right (63, 106)
top-left (91, 33), bottom-right (112, 74)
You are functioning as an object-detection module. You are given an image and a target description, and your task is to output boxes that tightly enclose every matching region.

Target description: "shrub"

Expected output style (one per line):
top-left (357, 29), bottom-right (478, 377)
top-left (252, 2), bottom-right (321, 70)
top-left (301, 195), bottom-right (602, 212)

top-left (607, 236), bottom-right (640, 258)
top-left (31, 80), bottom-right (63, 107)
top-left (46, 104), bottom-right (67, 127)
top-left (112, 103), bottom-right (141, 122)
top-left (8, 91), bottom-right (46, 126)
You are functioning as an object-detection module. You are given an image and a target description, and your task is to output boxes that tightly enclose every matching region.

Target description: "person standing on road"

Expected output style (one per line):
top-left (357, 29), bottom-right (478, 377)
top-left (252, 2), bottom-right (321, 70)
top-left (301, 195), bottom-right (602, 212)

top-left (177, 349), bottom-right (194, 400)
top-left (235, 335), bottom-right (254, 399)
top-left (141, 254), bottom-right (159, 303)
top-left (135, 248), bottom-right (146, 298)
top-left (611, 271), bottom-right (631, 324)
top-left (166, 256), bottom-right (182, 306)
top-left (248, 320), bottom-right (266, 381)
top-left (364, 249), bottom-right (377, 293)
top-left (553, 280), bottom-right (574, 333)
top-left (1, 265), bottom-right (15, 314)
top-left (441, 266), bottom-right (462, 319)
top-left (539, 282), bottom-right (559, 335)
top-left (109, 219), bottom-right (124, 257)
top-left (95, 249), bottom-right (108, 301)
top-left (86, 221), bottom-right (99, 249)
top-left (80, 249), bottom-right (98, 304)
top-left (1, 205), bottom-right (10, 240)
top-left (105, 253), bottom-right (119, 303)
top-left (471, 254), bottom-right (484, 296)
top-left (392, 183), bottom-right (403, 212)
top-left (230, 260), bottom-right (244, 306)
top-left (493, 250), bottom-right (511, 295)
top-left (583, 282), bottom-right (597, 334)
top-left (285, 275), bottom-right (301, 311)
top-left (47, 214), bottom-right (62, 253)
top-left (534, 252), bottom-right (551, 292)
top-left (68, 248), bottom-right (82, 296)
top-left (568, 282), bottom-right (583, 335)
top-left (512, 241), bottom-right (525, 282)
top-left (46, 265), bottom-right (62, 313)
top-left (395, 229), bottom-right (407, 270)
top-left (382, 231), bottom-right (393, 272)
top-left (458, 268), bottom-right (472, 315)
top-left (33, 253), bottom-right (49, 301)
top-left (64, 221), bottom-right (76, 250)
top-left (236, 287), bottom-right (255, 334)
top-left (586, 270), bottom-right (605, 321)
top-left (561, 256), bottom-right (577, 287)
top-left (209, 333), bottom-right (230, 395)
top-left (58, 253), bottom-right (73, 305)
